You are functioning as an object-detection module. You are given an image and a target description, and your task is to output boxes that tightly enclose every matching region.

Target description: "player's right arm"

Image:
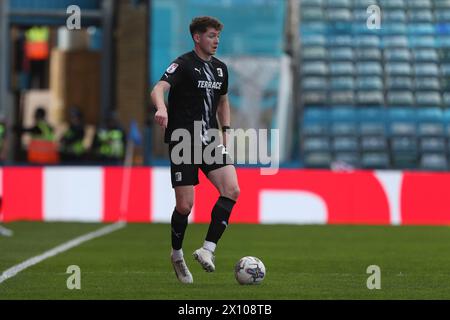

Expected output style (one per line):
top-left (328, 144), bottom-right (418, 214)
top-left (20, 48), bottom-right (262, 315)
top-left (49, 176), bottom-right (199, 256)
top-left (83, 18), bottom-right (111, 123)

top-left (151, 81), bottom-right (170, 128)
top-left (151, 59), bottom-right (184, 129)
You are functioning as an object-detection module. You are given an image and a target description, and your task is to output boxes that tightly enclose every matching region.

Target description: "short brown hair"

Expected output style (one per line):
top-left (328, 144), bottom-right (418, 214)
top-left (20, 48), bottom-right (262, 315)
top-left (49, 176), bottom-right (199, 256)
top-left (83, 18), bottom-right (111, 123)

top-left (189, 16), bottom-right (223, 38)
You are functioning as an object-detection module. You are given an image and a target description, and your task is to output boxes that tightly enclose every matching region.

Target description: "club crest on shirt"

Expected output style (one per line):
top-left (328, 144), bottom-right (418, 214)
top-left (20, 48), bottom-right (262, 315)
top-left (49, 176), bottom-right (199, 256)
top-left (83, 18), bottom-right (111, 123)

top-left (166, 63), bottom-right (179, 74)
top-left (217, 68), bottom-right (223, 77)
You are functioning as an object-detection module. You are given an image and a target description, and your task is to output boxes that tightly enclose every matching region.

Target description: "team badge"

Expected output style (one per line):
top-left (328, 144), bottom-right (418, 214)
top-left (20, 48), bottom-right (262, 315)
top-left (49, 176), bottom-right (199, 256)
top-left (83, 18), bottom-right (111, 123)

top-left (217, 68), bottom-right (223, 77)
top-left (166, 63), bottom-right (179, 74)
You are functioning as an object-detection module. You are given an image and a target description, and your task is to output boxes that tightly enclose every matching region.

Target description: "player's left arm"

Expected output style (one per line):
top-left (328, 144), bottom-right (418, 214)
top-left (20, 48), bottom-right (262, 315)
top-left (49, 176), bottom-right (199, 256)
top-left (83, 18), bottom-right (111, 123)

top-left (217, 94), bottom-right (231, 147)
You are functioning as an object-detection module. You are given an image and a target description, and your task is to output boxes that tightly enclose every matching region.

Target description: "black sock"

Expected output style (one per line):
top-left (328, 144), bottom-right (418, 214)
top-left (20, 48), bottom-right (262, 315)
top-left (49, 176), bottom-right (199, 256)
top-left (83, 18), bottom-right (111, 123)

top-left (171, 209), bottom-right (189, 250)
top-left (205, 196), bottom-right (236, 244)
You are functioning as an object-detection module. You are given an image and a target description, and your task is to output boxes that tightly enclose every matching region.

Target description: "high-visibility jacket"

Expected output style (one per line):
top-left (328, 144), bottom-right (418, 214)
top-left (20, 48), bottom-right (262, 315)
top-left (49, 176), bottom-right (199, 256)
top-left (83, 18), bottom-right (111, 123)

top-left (25, 27), bottom-right (50, 60)
top-left (31, 120), bottom-right (55, 141)
top-left (96, 129), bottom-right (125, 159)
top-left (0, 123), bottom-right (5, 152)
top-left (60, 126), bottom-right (85, 156)
top-left (28, 121), bottom-right (58, 164)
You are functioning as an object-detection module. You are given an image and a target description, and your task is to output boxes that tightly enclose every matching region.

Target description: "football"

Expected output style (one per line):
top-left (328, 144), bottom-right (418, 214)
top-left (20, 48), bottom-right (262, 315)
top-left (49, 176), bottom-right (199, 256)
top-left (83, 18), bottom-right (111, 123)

top-left (234, 256), bottom-right (266, 285)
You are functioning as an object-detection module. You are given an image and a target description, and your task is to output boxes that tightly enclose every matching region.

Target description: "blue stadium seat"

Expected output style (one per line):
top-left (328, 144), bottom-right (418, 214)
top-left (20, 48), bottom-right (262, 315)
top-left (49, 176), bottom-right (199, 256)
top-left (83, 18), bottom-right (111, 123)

top-left (330, 21), bottom-right (353, 34)
top-left (356, 77), bottom-right (383, 90)
top-left (356, 62), bottom-right (383, 76)
top-left (420, 137), bottom-right (446, 153)
top-left (352, 9), bottom-right (370, 22)
top-left (442, 108), bottom-right (450, 135)
top-left (381, 23), bottom-right (407, 35)
top-left (355, 35), bottom-right (380, 47)
top-left (303, 136), bottom-right (331, 152)
top-left (444, 92), bottom-right (450, 105)
top-left (355, 48), bottom-right (382, 60)
top-left (420, 153), bottom-right (448, 170)
top-left (387, 91), bottom-right (415, 106)
top-left (301, 22), bottom-right (327, 35)
top-left (413, 49), bottom-right (439, 62)
top-left (384, 48), bottom-right (412, 62)
top-left (384, 10), bottom-right (407, 22)
top-left (329, 48), bottom-right (354, 61)
top-left (415, 77), bottom-right (441, 90)
top-left (303, 152), bottom-right (332, 168)
top-left (326, 9), bottom-right (352, 21)
top-left (415, 63), bottom-right (439, 76)
top-left (415, 91), bottom-right (442, 106)
top-left (325, 0), bottom-right (351, 8)
top-left (330, 107), bottom-right (358, 136)
top-left (303, 107), bottom-right (329, 121)
top-left (332, 137), bottom-right (359, 152)
top-left (327, 35), bottom-right (353, 47)
top-left (302, 47), bottom-right (327, 60)
top-left (435, 0), bottom-right (450, 9)
top-left (391, 136), bottom-right (418, 152)
top-left (302, 77), bottom-right (328, 90)
top-left (380, 0), bottom-right (405, 9)
top-left (329, 62), bottom-right (355, 76)
top-left (333, 152), bottom-right (361, 167)
top-left (302, 34), bottom-right (327, 46)
top-left (361, 152), bottom-right (390, 169)
top-left (303, 91), bottom-right (328, 105)
top-left (434, 10), bottom-right (450, 22)
top-left (441, 63), bottom-right (450, 76)
top-left (407, 0), bottom-right (432, 9)
top-left (301, 8), bottom-right (325, 21)
top-left (330, 77), bottom-right (354, 90)
top-left (330, 106), bottom-right (357, 120)
top-left (361, 136), bottom-right (388, 152)
top-left (386, 62), bottom-right (412, 76)
top-left (443, 78), bottom-right (450, 91)
top-left (409, 36), bottom-right (436, 48)
top-left (359, 108), bottom-right (387, 136)
top-left (438, 36), bottom-right (450, 48)
top-left (417, 108), bottom-right (445, 137)
top-left (387, 108), bottom-right (418, 136)
top-left (383, 35), bottom-right (409, 48)
top-left (301, 0), bottom-right (324, 6)
top-left (391, 136), bottom-right (419, 168)
top-left (330, 91), bottom-right (355, 105)
top-left (386, 76), bottom-right (413, 90)
top-left (353, 0), bottom-right (378, 8)
top-left (436, 23), bottom-right (450, 35)
top-left (408, 23), bottom-right (435, 35)
top-left (302, 61), bottom-right (328, 75)
top-left (408, 10), bottom-right (434, 23)
top-left (356, 91), bottom-right (385, 106)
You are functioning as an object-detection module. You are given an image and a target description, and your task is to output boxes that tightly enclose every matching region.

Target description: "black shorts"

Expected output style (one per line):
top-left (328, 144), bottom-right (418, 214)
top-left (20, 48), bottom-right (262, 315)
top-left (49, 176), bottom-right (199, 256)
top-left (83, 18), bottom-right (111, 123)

top-left (168, 141), bottom-right (234, 187)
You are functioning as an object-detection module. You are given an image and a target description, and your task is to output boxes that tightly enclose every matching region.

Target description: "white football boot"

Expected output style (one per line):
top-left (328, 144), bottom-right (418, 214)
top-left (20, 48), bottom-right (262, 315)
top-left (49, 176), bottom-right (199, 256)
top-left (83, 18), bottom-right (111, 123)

top-left (171, 255), bottom-right (193, 284)
top-left (193, 247), bottom-right (216, 272)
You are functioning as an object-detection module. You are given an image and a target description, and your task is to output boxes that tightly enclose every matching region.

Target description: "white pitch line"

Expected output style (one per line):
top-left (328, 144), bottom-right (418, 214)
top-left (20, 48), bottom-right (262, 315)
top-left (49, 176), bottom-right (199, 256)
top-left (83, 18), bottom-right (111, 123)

top-left (0, 222), bottom-right (126, 284)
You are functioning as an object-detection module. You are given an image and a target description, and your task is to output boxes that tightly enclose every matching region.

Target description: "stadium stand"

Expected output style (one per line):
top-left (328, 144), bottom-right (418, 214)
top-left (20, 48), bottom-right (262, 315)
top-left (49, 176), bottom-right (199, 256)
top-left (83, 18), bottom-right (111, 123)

top-left (299, 0), bottom-right (450, 170)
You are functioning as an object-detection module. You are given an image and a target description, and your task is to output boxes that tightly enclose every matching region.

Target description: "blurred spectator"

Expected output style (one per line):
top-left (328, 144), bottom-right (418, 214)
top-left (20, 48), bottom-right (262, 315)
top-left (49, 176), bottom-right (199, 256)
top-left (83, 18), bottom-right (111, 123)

top-left (60, 107), bottom-right (86, 163)
top-left (17, 107), bottom-right (54, 139)
top-left (16, 107), bottom-right (58, 164)
top-left (91, 112), bottom-right (126, 164)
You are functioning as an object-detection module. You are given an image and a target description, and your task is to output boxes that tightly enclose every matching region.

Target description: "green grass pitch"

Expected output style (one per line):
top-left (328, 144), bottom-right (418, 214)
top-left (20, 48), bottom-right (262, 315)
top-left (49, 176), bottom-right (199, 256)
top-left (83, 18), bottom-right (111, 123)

top-left (1, 222), bottom-right (450, 299)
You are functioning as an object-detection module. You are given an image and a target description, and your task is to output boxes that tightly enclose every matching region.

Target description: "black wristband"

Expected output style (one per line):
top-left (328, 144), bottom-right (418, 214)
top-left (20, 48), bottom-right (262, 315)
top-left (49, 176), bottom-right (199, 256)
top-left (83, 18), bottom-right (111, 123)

top-left (222, 126), bottom-right (231, 133)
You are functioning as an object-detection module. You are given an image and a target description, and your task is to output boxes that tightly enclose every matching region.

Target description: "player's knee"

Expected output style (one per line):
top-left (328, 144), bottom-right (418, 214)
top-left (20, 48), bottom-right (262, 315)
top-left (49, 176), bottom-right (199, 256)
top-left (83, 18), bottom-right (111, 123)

top-left (224, 185), bottom-right (240, 201)
top-left (176, 201), bottom-right (193, 215)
